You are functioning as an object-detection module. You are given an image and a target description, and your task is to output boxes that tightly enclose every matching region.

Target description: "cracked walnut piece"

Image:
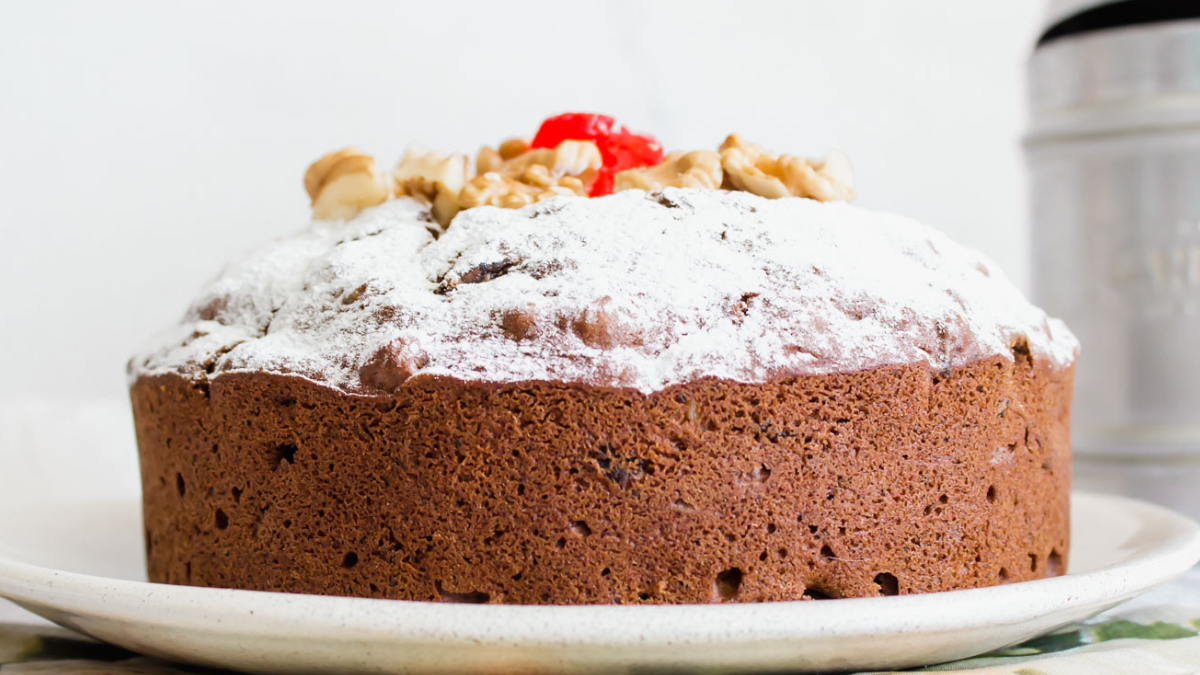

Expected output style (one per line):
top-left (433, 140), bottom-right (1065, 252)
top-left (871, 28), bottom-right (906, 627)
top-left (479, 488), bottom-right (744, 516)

top-left (501, 139), bottom-right (602, 180)
top-left (719, 134), bottom-right (855, 202)
top-left (459, 140), bottom-right (601, 213)
top-left (304, 148), bottom-right (394, 221)
top-left (613, 150), bottom-right (723, 192)
top-left (393, 145), bottom-right (471, 227)
top-left (477, 137), bottom-right (534, 174)
top-left (459, 172), bottom-right (583, 210)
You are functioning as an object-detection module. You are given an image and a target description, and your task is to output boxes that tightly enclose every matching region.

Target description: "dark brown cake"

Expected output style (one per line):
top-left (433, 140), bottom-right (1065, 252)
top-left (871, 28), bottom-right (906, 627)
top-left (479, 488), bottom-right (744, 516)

top-left (129, 138), bottom-right (1078, 604)
top-left (133, 350), bottom-right (1071, 604)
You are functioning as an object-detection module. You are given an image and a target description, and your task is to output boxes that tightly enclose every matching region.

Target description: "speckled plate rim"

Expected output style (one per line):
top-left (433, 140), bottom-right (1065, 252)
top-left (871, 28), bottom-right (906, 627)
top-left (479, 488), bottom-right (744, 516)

top-left (0, 492), bottom-right (1198, 674)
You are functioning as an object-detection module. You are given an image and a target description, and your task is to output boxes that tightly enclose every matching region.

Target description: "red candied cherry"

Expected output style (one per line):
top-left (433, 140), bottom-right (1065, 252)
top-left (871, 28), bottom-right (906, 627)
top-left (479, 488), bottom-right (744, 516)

top-left (530, 113), bottom-right (663, 197)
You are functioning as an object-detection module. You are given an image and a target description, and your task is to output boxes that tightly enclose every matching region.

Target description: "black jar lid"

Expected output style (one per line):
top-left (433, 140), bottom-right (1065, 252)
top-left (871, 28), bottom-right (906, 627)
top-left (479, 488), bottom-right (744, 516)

top-left (1039, 0), bottom-right (1200, 47)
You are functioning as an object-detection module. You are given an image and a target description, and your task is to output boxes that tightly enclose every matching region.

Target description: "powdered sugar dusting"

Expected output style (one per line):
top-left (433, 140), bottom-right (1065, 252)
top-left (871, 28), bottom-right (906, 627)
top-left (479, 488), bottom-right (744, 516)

top-left (130, 189), bottom-right (1077, 394)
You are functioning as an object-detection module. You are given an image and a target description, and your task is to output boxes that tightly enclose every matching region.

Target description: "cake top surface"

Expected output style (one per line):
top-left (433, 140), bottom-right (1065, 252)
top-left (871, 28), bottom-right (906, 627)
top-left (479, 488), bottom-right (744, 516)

top-left (130, 188), bottom-right (1077, 394)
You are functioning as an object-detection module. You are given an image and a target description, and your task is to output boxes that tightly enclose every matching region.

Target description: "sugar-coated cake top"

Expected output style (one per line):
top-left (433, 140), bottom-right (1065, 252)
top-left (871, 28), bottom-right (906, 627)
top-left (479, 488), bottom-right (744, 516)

top-left (130, 188), bottom-right (1077, 394)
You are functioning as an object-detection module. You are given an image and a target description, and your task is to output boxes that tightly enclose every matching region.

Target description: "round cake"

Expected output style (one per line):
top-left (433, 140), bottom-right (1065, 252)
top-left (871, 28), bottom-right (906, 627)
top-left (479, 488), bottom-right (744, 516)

top-left (130, 116), bottom-right (1077, 604)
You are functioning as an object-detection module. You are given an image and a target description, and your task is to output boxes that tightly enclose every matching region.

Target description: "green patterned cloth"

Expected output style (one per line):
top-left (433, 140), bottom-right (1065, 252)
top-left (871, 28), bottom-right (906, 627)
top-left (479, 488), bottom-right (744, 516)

top-left (3, 569), bottom-right (1199, 674)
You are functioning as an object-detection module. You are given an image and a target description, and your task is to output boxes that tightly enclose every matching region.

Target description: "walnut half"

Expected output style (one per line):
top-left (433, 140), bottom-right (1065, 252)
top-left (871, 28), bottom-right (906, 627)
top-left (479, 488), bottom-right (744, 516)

top-left (393, 145), bottom-right (471, 227)
top-left (459, 172), bottom-right (582, 210)
top-left (304, 148), bottom-right (394, 221)
top-left (458, 139), bottom-right (600, 212)
top-left (719, 134), bottom-right (855, 202)
top-left (613, 150), bottom-right (723, 192)
top-left (476, 137), bottom-right (545, 176)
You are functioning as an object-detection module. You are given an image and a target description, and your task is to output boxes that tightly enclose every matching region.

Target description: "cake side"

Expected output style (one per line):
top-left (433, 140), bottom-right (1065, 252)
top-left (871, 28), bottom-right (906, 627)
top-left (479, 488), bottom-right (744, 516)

top-left (133, 350), bottom-right (1072, 604)
top-left (129, 189), bottom-right (1078, 396)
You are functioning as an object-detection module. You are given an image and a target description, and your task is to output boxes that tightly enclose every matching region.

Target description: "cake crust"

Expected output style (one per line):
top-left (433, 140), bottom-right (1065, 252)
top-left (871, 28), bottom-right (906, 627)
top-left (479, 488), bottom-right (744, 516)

top-left (133, 351), bottom-right (1072, 604)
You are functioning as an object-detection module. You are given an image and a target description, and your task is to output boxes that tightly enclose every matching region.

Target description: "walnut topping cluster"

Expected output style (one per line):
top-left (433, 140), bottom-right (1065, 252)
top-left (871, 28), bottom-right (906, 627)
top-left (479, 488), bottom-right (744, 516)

top-left (717, 134), bottom-right (855, 202)
top-left (303, 115), bottom-right (854, 225)
top-left (304, 138), bottom-right (607, 227)
top-left (613, 151), bottom-right (723, 192)
top-left (611, 135), bottom-right (855, 202)
top-left (460, 139), bottom-right (602, 211)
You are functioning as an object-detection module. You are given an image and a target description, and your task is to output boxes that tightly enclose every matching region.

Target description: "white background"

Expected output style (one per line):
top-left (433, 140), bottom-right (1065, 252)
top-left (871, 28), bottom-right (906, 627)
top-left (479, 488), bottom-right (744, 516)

top-left (0, 0), bottom-right (1044, 404)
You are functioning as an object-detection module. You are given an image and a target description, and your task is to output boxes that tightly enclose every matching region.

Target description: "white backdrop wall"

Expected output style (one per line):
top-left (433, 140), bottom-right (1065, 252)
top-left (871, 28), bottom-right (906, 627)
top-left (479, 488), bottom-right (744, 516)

top-left (0, 0), bottom-right (1043, 403)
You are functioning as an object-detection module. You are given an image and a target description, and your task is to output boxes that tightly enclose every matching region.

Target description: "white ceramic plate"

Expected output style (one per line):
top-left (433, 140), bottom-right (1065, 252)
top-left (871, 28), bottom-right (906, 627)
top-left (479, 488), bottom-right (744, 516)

top-left (0, 492), bottom-right (1197, 674)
